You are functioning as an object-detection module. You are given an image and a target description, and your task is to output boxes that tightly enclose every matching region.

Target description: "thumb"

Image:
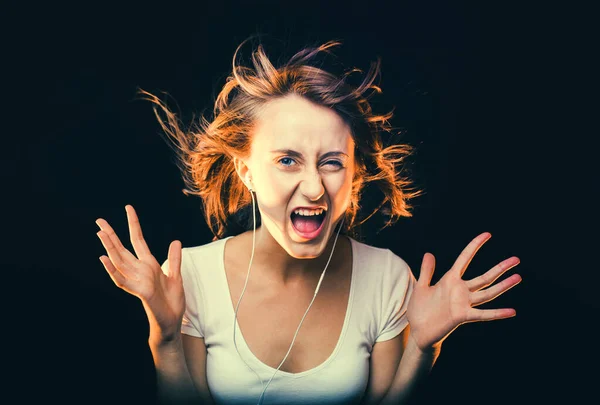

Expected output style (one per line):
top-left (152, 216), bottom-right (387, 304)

top-left (418, 252), bottom-right (435, 287)
top-left (167, 240), bottom-right (183, 279)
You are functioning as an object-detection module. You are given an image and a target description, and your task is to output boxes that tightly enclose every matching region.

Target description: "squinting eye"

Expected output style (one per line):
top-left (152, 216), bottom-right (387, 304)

top-left (277, 157), bottom-right (343, 168)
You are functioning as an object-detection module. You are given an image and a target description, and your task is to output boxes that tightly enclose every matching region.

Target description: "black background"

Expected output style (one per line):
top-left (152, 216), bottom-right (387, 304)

top-left (4, 1), bottom-right (591, 404)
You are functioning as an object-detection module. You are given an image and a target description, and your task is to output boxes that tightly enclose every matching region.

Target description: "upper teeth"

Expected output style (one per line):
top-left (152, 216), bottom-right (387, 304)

top-left (294, 208), bottom-right (325, 216)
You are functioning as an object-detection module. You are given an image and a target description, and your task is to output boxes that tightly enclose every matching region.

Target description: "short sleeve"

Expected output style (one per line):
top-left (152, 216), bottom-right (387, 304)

top-left (374, 250), bottom-right (417, 343)
top-left (161, 249), bottom-right (205, 338)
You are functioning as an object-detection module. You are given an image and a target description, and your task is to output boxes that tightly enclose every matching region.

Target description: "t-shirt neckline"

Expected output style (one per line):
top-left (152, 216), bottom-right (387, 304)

top-left (219, 235), bottom-right (356, 378)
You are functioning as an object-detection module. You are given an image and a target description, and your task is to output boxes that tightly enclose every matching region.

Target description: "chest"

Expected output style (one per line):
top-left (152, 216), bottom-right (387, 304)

top-left (223, 242), bottom-right (353, 374)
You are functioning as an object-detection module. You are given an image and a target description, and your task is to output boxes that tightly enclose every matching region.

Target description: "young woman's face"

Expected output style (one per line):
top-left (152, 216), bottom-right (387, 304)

top-left (243, 93), bottom-right (355, 259)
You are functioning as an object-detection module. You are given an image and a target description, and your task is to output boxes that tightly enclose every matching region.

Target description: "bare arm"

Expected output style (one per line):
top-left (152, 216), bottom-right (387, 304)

top-left (376, 233), bottom-right (521, 404)
top-left (378, 328), bottom-right (440, 405)
top-left (95, 205), bottom-right (206, 404)
top-left (149, 334), bottom-right (201, 405)
top-left (360, 328), bottom-right (407, 405)
top-left (360, 325), bottom-right (438, 405)
top-left (181, 334), bottom-right (215, 405)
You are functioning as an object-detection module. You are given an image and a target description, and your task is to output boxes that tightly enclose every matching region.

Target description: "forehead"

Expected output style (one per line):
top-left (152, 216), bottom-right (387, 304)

top-left (251, 94), bottom-right (354, 153)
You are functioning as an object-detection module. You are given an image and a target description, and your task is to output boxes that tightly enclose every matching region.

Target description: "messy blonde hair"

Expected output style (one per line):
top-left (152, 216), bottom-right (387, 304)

top-left (139, 37), bottom-right (423, 241)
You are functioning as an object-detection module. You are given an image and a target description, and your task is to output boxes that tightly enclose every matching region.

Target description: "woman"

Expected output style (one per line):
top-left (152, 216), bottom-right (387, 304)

top-left (95, 38), bottom-right (521, 405)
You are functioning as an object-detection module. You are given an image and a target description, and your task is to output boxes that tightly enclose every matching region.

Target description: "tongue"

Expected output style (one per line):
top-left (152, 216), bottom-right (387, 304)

top-left (292, 215), bottom-right (322, 233)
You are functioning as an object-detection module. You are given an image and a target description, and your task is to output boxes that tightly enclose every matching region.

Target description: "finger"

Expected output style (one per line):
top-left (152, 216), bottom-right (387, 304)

top-left (466, 256), bottom-right (520, 291)
top-left (466, 307), bottom-right (516, 322)
top-left (452, 232), bottom-right (492, 278)
top-left (95, 218), bottom-right (137, 263)
top-left (125, 205), bottom-right (153, 260)
top-left (168, 240), bottom-right (183, 279)
top-left (418, 253), bottom-right (435, 287)
top-left (470, 273), bottom-right (522, 307)
top-left (96, 230), bottom-right (136, 278)
top-left (99, 255), bottom-right (130, 290)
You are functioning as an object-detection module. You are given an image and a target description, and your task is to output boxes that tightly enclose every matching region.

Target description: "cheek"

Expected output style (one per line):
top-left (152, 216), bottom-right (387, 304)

top-left (255, 171), bottom-right (295, 208)
top-left (327, 173), bottom-right (354, 205)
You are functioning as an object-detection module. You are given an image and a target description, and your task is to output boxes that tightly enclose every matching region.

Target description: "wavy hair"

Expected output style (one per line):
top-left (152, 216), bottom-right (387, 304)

top-left (138, 38), bottom-right (423, 242)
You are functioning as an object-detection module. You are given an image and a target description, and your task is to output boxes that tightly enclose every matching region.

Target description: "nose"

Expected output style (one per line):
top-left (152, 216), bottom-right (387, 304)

top-left (300, 169), bottom-right (325, 202)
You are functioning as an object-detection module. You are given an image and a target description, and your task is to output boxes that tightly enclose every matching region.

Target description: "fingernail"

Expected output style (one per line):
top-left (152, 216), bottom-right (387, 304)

top-left (95, 220), bottom-right (101, 228)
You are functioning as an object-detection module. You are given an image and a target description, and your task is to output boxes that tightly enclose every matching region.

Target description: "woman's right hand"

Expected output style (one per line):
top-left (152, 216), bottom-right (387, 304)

top-left (96, 204), bottom-right (185, 344)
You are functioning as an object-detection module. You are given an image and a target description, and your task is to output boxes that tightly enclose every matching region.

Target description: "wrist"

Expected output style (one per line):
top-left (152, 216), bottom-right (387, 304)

top-left (149, 331), bottom-right (183, 352)
top-left (408, 332), bottom-right (442, 356)
top-left (141, 301), bottom-right (183, 344)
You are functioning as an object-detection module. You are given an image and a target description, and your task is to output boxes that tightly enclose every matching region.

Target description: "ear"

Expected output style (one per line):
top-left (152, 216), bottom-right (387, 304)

top-left (233, 156), bottom-right (253, 189)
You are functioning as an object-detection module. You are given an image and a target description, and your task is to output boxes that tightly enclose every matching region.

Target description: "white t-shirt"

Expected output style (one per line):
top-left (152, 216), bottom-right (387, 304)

top-left (161, 236), bottom-right (416, 405)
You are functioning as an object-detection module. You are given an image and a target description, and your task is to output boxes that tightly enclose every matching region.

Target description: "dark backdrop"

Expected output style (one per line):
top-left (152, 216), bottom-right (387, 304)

top-left (4, 1), bottom-right (590, 404)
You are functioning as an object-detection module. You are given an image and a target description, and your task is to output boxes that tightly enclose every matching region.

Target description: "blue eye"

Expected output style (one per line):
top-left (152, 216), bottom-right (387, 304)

top-left (279, 157), bottom-right (296, 167)
top-left (277, 157), bottom-right (343, 168)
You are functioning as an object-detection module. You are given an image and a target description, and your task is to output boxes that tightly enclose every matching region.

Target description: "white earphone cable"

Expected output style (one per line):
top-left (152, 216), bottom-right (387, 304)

top-left (232, 187), bottom-right (344, 405)
top-left (233, 188), bottom-right (266, 391)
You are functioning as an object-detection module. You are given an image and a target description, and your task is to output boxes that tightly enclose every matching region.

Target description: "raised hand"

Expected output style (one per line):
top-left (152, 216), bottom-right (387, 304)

top-left (406, 232), bottom-right (521, 352)
top-left (96, 205), bottom-right (185, 342)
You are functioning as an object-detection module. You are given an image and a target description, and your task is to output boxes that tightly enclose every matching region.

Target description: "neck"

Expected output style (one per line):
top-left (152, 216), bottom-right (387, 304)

top-left (244, 225), bottom-right (343, 288)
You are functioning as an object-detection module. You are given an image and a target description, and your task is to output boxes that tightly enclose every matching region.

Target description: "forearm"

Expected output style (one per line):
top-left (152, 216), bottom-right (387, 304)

top-left (379, 333), bottom-right (441, 405)
top-left (149, 336), bottom-right (201, 405)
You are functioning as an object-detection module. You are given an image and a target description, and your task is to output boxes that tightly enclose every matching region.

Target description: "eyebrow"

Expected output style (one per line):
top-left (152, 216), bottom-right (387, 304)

top-left (270, 149), bottom-right (349, 159)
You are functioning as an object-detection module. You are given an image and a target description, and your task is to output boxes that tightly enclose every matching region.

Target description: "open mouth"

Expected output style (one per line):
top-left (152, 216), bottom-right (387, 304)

top-left (290, 210), bottom-right (327, 238)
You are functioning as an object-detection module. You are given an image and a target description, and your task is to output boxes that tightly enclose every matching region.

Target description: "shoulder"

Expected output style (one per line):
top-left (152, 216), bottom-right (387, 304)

top-left (182, 237), bottom-right (230, 258)
top-left (349, 237), bottom-right (415, 295)
top-left (350, 237), bottom-right (412, 274)
top-left (349, 237), bottom-right (389, 266)
top-left (160, 237), bottom-right (230, 276)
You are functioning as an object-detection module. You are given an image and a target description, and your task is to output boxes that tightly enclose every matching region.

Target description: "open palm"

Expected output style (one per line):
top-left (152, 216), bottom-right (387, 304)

top-left (407, 232), bottom-right (522, 352)
top-left (96, 205), bottom-right (185, 341)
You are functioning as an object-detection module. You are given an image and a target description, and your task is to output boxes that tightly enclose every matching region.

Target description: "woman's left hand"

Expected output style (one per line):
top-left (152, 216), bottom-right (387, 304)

top-left (406, 232), bottom-right (521, 353)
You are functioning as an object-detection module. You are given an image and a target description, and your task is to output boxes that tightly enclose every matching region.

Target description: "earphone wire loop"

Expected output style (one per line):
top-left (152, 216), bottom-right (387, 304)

top-left (233, 186), bottom-right (345, 405)
top-left (257, 215), bottom-right (345, 405)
